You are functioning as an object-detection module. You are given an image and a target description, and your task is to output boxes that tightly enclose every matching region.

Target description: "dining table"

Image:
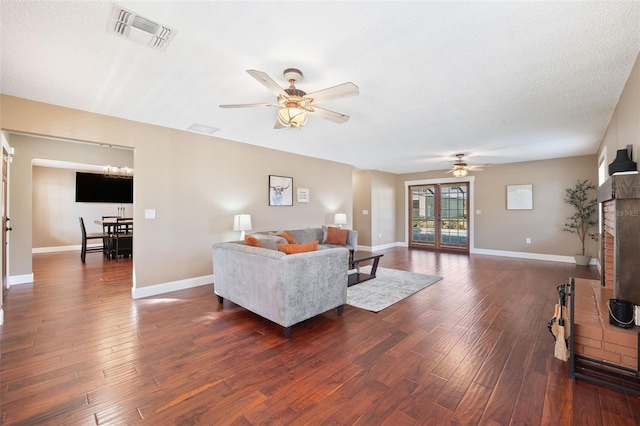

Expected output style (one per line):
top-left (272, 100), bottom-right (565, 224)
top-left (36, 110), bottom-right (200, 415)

top-left (94, 218), bottom-right (133, 233)
top-left (94, 218), bottom-right (133, 259)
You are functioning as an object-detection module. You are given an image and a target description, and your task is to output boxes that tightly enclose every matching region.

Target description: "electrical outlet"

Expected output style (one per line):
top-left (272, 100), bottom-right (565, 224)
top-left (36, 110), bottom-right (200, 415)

top-left (526, 238), bottom-right (531, 244)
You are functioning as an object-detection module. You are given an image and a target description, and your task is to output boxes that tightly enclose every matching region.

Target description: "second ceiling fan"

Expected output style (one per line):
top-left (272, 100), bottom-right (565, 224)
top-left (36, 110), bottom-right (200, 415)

top-left (219, 68), bottom-right (358, 129)
top-left (446, 154), bottom-right (488, 177)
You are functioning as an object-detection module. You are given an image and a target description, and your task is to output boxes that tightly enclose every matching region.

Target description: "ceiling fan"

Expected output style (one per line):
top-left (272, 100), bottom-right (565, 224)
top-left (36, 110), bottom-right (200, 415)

top-left (219, 68), bottom-right (358, 129)
top-left (446, 154), bottom-right (487, 177)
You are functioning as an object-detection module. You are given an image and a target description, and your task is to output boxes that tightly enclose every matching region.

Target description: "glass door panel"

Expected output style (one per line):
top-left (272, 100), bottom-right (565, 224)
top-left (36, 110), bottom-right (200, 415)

top-left (410, 185), bottom-right (436, 247)
top-left (409, 182), bottom-right (469, 251)
top-left (439, 184), bottom-right (468, 249)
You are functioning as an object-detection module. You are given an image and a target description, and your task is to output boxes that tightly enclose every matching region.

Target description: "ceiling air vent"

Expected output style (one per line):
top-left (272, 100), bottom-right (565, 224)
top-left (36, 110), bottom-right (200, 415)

top-left (110, 4), bottom-right (176, 51)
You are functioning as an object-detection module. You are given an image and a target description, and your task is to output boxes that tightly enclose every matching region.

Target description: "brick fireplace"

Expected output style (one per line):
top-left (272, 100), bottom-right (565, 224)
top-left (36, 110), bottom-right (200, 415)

top-left (598, 174), bottom-right (640, 306)
top-left (569, 174), bottom-right (640, 395)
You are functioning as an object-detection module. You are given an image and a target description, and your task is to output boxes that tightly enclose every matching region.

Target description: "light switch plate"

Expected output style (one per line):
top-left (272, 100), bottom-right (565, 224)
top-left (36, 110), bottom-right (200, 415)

top-left (145, 209), bottom-right (156, 219)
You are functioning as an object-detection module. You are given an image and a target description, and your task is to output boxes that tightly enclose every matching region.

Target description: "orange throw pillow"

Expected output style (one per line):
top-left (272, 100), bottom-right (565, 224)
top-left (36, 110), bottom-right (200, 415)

top-left (277, 230), bottom-right (298, 244)
top-left (277, 241), bottom-right (318, 254)
top-left (244, 235), bottom-right (261, 247)
top-left (325, 227), bottom-right (348, 246)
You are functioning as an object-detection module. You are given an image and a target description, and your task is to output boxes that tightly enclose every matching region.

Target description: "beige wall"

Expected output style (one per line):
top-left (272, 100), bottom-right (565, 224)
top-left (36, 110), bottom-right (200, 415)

top-left (352, 170), bottom-right (372, 246)
top-left (598, 52), bottom-right (640, 171)
top-left (352, 170), bottom-right (397, 247)
top-left (1, 95), bottom-right (354, 290)
top-left (371, 171), bottom-right (398, 247)
top-left (397, 155), bottom-right (598, 257)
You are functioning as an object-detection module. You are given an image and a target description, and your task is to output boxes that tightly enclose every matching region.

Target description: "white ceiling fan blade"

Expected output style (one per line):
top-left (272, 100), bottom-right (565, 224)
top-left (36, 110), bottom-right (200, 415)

top-left (304, 82), bottom-right (359, 103)
top-left (246, 69), bottom-right (288, 98)
top-left (307, 105), bottom-right (350, 124)
top-left (219, 102), bottom-right (279, 108)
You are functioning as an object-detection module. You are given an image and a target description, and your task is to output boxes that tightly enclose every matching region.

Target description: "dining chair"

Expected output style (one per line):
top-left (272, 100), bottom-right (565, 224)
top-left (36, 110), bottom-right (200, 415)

top-left (101, 215), bottom-right (119, 258)
top-left (110, 219), bottom-right (133, 261)
top-left (79, 217), bottom-right (104, 263)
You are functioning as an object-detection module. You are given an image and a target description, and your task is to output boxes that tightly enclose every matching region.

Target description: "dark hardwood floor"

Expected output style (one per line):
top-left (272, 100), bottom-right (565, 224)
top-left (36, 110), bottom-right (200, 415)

top-left (1, 248), bottom-right (638, 425)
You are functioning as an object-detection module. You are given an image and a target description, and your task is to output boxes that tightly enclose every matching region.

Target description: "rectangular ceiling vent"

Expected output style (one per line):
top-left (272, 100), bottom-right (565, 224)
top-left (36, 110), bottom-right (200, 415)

top-left (110, 4), bottom-right (176, 51)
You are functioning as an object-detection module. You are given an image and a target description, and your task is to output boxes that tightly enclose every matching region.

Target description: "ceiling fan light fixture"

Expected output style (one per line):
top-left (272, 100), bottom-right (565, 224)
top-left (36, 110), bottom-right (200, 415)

top-left (453, 167), bottom-right (468, 177)
top-left (277, 107), bottom-right (308, 128)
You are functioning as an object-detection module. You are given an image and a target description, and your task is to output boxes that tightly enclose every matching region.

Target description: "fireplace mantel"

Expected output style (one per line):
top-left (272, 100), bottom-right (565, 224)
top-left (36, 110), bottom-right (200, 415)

top-left (597, 174), bottom-right (640, 306)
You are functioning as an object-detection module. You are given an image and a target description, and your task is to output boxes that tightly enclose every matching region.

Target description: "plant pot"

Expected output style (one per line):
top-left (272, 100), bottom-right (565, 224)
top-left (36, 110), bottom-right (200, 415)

top-left (574, 255), bottom-right (591, 266)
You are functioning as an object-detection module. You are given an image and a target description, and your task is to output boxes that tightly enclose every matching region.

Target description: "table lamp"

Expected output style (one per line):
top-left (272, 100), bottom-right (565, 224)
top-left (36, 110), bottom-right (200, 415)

top-left (334, 213), bottom-right (347, 229)
top-left (233, 214), bottom-right (252, 239)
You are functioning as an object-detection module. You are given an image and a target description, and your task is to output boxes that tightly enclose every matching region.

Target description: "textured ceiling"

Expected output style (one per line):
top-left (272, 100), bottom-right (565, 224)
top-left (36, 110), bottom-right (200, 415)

top-left (1, 1), bottom-right (639, 174)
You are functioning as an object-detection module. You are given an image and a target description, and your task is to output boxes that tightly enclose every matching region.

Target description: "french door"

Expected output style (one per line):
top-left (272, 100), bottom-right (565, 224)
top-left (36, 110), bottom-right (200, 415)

top-left (409, 182), bottom-right (469, 251)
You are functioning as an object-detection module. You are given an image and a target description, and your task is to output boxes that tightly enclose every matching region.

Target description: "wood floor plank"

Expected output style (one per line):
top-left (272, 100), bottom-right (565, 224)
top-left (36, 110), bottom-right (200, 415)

top-left (435, 328), bottom-right (502, 411)
top-left (2, 249), bottom-right (633, 425)
top-left (354, 378), bottom-right (419, 424)
top-left (572, 381), bottom-right (604, 426)
top-left (511, 370), bottom-right (547, 425)
top-left (482, 332), bottom-right (535, 424)
top-left (395, 372), bottom-right (448, 420)
top-left (451, 381), bottom-right (493, 424)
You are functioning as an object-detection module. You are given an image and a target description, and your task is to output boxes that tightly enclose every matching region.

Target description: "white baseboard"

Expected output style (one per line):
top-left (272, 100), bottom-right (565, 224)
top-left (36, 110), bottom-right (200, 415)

top-left (9, 273), bottom-right (34, 285)
top-left (470, 248), bottom-right (596, 264)
top-left (33, 245), bottom-right (84, 253)
top-left (132, 274), bottom-right (214, 299)
top-left (359, 242), bottom-right (596, 265)
top-left (357, 242), bottom-right (404, 252)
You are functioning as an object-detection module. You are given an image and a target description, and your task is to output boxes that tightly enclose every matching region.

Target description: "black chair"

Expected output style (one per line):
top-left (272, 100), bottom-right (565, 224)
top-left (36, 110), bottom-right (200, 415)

top-left (101, 216), bottom-right (119, 258)
top-left (109, 219), bottom-right (133, 261)
top-left (79, 217), bottom-right (104, 263)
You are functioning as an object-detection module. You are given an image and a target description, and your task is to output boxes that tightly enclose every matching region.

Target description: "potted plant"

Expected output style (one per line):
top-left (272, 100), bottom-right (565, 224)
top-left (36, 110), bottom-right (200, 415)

top-left (563, 179), bottom-right (599, 265)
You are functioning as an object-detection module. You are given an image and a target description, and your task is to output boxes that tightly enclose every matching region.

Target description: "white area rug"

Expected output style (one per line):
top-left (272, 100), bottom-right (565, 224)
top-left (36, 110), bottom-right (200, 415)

top-left (347, 266), bottom-right (443, 312)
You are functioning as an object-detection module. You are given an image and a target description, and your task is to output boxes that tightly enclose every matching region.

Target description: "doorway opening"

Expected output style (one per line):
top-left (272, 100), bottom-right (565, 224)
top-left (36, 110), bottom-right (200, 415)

top-left (409, 182), bottom-right (469, 252)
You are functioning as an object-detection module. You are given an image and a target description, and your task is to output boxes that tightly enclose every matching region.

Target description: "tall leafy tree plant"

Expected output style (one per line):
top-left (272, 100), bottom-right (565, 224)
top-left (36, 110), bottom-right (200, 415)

top-left (563, 179), bottom-right (599, 256)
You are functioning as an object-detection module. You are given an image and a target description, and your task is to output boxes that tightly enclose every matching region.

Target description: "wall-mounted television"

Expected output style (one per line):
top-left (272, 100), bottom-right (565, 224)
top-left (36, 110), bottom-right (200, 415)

top-left (75, 172), bottom-right (133, 203)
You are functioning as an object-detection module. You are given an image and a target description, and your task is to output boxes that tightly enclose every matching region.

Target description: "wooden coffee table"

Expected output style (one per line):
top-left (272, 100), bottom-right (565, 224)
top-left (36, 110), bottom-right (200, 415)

top-left (348, 250), bottom-right (384, 287)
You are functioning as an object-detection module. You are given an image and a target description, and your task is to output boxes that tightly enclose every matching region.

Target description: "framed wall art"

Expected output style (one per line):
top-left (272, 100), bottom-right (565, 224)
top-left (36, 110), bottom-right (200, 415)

top-left (269, 175), bottom-right (293, 206)
top-left (297, 188), bottom-right (309, 203)
top-left (506, 184), bottom-right (533, 210)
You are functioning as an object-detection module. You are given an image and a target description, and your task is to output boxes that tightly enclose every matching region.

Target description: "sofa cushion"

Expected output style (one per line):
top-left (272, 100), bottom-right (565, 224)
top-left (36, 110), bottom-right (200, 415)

top-left (244, 235), bottom-right (261, 247)
top-left (252, 234), bottom-right (287, 250)
top-left (325, 226), bottom-right (349, 246)
top-left (288, 228), bottom-right (323, 245)
top-left (277, 241), bottom-right (319, 254)
top-left (322, 225), bottom-right (357, 251)
top-left (278, 230), bottom-right (298, 244)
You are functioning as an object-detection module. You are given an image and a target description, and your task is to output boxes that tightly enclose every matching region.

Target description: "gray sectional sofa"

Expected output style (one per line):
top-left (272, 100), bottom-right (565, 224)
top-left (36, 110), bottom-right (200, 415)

top-left (212, 227), bottom-right (357, 338)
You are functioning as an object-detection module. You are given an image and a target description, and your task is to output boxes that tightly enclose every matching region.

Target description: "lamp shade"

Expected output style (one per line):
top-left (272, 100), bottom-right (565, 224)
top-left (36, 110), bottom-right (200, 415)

top-left (334, 213), bottom-right (347, 226)
top-left (233, 214), bottom-right (252, 231)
